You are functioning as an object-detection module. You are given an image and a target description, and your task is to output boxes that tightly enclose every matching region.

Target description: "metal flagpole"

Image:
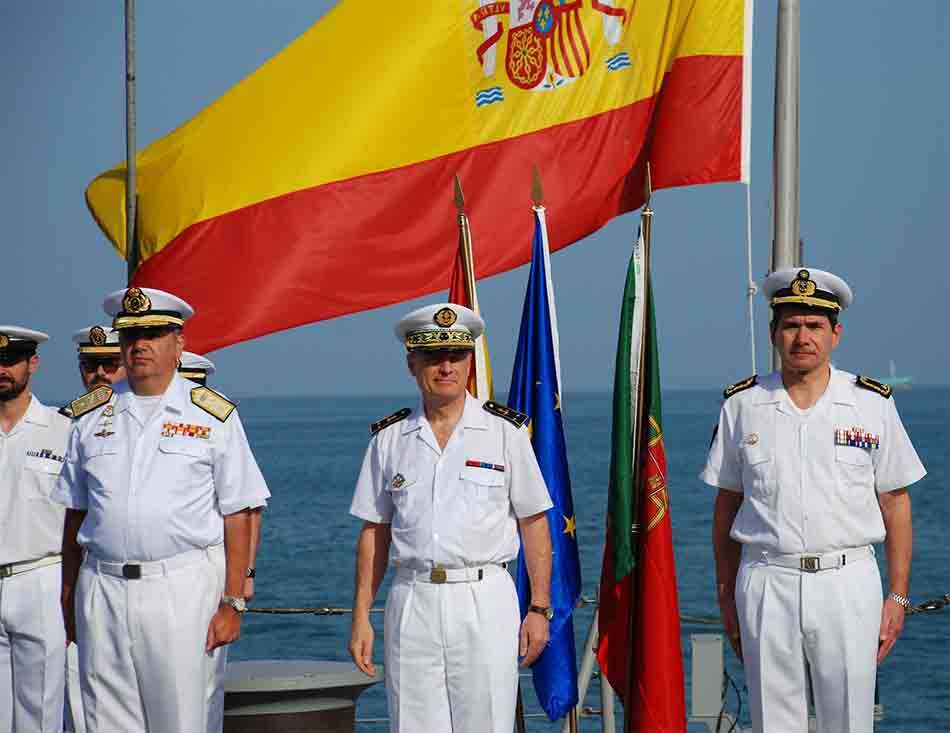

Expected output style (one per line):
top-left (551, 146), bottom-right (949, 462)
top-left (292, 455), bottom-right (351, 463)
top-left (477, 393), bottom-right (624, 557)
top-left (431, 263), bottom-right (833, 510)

top-left (770, 0), bottom-right (800, 369)
top-left (622, 164), bottom-right (653, 733)
top-left (125, 0), bottom-right (138, 284)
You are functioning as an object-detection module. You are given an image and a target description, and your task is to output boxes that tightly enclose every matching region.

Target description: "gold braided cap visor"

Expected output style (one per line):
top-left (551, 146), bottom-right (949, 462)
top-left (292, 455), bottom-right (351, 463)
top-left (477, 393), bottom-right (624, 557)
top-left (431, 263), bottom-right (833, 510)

top-left (112, 314), bottom-right (186, 330)
top-left (771, 294), bottom-right (842, 312)
top-left (78, 345), bottom-right (122, 355)
top-left (405, 330), bottom-right (475, 351)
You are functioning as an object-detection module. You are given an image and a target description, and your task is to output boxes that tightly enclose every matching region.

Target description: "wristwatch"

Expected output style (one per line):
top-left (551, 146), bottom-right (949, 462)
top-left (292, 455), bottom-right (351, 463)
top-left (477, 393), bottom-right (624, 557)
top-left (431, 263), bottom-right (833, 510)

top-left (528, 605), bottom-right (554, 621)
top-left (246, 567), bottom-right (256, 579)
top-left (888, 591), bottom-right (911, 610)
top-left (221, 595), bottom-right (247, 614)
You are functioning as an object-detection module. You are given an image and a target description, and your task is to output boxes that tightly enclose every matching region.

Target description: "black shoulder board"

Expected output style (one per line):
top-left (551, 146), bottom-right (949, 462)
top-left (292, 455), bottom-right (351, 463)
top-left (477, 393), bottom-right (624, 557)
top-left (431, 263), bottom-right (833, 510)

top-left (371, 407), bottom-right (411, 435)
top-left (483, 400), bottom-right (530, 429)
top-left (723, 375), bottom-right (758, 399)
top-left (190, 386), bottom-right (237, 422)
top-left (69, 386), bottom-right (113, 419)
top-left (855, 375), bottom-right (892, 399)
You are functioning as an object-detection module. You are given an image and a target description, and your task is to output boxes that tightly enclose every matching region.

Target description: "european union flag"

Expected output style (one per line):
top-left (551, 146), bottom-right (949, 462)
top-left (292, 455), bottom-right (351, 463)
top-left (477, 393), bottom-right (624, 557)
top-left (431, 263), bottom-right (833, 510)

top-left (509, 209), bottom-right (582, 721)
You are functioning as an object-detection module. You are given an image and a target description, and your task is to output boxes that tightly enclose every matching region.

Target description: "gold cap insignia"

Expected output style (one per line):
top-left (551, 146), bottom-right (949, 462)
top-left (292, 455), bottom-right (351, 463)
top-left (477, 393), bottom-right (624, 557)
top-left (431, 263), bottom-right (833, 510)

top-left (0, 334), bottom-right (8, 348)
top-left (90, 326), bottom-right (108, 346)
top-left (434, 307), bottom-right (457, 328)
top-left (791, 270), bottom-right (816, 297)
top-left (122, 287), bottom-right (152, 314)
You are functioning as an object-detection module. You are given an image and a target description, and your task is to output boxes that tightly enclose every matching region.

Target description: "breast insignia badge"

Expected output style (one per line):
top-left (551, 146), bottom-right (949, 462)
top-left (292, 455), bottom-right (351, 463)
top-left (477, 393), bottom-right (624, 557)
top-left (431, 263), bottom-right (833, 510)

top-left (392, 473), bottom-right (406, 489)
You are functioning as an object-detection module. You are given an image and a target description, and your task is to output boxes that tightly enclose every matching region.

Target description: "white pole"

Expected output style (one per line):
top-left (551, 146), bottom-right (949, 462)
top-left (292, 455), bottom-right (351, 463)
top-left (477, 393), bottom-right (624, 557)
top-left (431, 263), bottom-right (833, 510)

top-left (125, 0), bottom-right (138, 283)
top-left (562, 610), bottom-right (600, 733)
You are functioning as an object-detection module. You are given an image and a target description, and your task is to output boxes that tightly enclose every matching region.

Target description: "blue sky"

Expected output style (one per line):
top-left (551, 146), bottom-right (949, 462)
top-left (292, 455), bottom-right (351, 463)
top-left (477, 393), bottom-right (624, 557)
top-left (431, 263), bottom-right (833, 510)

top-left (2, 2), bottom-right (947, 400)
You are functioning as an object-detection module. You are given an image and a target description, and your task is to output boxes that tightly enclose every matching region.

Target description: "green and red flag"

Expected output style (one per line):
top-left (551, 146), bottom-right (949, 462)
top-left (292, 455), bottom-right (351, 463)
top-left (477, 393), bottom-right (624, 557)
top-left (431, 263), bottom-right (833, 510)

top-left (597, 225), bottom-right (685, 729)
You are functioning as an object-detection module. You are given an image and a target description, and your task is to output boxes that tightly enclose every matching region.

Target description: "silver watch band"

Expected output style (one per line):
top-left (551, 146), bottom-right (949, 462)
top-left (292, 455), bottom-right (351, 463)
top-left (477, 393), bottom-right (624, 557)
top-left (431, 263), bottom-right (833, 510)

top-left (888, 591), bottom-right (911, 610)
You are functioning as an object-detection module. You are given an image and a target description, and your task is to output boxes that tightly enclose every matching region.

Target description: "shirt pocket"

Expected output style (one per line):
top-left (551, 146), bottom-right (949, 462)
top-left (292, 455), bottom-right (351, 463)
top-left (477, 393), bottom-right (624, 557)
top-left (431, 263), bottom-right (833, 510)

top-left (384, 472), bottom-right (416, 511)
top-left (23, 456), bottom-right (65, 500)
top-left (158, 438), bottom-right (213, 490)
top-left (835, 445), bottom-right (875, 500)
top-left (460, 466), bottom-right (508, 512)
top-left (740, 446), bottom-right (774, 498)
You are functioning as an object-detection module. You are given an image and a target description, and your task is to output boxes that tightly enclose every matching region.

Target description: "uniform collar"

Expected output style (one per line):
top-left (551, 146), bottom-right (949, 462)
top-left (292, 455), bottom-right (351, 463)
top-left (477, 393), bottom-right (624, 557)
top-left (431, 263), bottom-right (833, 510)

top-left (23, 394), bottom-right (51, 427)
top-left (114, 373), bottom-right (188, 422)
top-left (756, 366), bottom-right (850, 412)
top-left (828, 367), bottom-right (856, 406)
top-left (401, 393), bottom-right (486, 434)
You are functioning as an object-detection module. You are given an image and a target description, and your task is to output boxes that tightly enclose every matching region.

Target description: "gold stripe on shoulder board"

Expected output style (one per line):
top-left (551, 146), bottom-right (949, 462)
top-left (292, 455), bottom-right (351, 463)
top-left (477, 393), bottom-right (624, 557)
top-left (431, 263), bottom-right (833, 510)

top-left (723, 375), bottom-right (758, 399)
top-left (371, 408), bottom-right (412, 435)
top-left (70, 386), bottom-right (113, 418)
top-left (856, 375), bottom-right (892, 399)
top-left (483, 400), bottom-right (530, 429)
top-left (190, 386), bottom-right (236, 422)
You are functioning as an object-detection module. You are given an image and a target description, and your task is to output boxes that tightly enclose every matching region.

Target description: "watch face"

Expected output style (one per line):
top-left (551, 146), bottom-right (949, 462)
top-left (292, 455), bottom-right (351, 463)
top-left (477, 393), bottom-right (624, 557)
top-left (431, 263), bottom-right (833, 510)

top-left (544, 607), bottom-right (554, 621)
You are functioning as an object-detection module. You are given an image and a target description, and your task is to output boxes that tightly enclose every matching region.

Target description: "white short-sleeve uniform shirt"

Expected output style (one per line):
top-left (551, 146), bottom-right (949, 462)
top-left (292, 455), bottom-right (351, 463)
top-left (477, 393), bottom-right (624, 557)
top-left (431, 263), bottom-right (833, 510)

top-left (350, 394), bottom-right (553, 570)
top-left (52, 375), bottom-right (270, 562)
top-left (0, 396), bottom-right (71, 565)
top-left (701, 368), bottom-right (925, 554)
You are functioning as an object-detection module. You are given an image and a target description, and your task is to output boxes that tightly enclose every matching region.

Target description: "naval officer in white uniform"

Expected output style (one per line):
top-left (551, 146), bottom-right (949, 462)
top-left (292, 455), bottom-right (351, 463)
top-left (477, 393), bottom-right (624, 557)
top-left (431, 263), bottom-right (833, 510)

top-left (0, 326), bottom-right (71, 732)
top-left (54, 287), bottom-right (271, 733)
top-left (349, 303), bottom-right (554, 733)
top-left (63, 324), bottom-right (128, 733)
top-left (702, 268), bottom-right (926, 732)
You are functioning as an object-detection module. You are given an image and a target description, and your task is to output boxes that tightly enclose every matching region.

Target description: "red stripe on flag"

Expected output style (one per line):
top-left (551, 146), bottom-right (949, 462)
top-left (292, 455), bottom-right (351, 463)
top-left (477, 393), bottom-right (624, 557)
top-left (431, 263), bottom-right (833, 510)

top-left (130, 55), bottom-right (742, 354)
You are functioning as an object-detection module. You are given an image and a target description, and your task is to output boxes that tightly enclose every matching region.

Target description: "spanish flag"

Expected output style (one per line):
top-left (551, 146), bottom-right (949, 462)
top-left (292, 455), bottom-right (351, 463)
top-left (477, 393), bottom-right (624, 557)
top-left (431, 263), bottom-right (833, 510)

top-left (87, 0), bottom-right (751, 353)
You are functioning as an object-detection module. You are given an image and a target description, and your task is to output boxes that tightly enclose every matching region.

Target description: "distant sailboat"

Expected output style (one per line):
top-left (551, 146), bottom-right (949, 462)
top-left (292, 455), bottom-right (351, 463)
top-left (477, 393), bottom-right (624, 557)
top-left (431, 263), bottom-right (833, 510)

top-left (878, 360), bottom-right (913, 391)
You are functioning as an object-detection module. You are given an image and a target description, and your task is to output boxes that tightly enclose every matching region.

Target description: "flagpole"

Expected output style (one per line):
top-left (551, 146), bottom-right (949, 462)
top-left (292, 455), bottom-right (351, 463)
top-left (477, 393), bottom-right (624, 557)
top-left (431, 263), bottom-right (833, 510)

top-left (453, 175), bottom-right (477, 307)
top-left (622, 164), bottom-right (653, 733)
top-left (124, 0), bottom-right (138, 284)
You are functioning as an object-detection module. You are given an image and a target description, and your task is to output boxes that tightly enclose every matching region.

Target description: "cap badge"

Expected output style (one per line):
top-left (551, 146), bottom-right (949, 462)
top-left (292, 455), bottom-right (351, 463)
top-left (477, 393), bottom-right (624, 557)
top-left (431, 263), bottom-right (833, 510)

top-left (0, 334), bottom-right (8, 348)
top-left (122, 287), bottom-right (152, 314)
top-left (392, 473), bottom-right (406, 489)
top-left (90, 326), bottom-right (108, 346)
top-left (791, 270), bottom-right (816, 297)
top-left (434, 307), bottom-right (457, 328)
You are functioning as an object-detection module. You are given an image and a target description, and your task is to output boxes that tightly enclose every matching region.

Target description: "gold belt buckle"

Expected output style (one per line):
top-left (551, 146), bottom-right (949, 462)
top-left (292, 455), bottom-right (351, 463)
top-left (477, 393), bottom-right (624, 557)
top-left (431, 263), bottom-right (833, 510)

top-left (800, 556), bottom-right (820, 573)
top-left (429, 565), bottom-right (447, 584)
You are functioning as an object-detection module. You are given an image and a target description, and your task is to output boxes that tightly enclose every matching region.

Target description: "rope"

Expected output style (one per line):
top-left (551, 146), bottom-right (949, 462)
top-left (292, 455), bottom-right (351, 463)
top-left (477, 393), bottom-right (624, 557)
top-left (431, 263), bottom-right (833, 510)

top-left (745, 182), bottom-right (757, 375)
top-left (245, 593), bottom-right (950, 621)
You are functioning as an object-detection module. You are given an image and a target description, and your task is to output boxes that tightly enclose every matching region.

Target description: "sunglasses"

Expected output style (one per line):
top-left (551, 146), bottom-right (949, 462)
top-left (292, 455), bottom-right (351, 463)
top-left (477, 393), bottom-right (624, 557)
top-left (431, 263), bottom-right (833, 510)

top-left (79, 358), bottom-right (122, 373)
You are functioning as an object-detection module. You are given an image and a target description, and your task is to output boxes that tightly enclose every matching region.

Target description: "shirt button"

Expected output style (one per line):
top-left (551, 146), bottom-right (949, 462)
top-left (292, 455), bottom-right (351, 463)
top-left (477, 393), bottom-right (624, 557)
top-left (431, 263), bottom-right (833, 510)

top-left (433, 533), bottom-right (439, 540)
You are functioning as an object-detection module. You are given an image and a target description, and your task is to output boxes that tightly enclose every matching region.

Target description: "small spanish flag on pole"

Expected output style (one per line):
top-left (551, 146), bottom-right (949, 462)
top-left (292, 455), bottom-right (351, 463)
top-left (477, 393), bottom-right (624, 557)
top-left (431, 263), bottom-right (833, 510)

top-left (448, 175), bottom-right (494, 401)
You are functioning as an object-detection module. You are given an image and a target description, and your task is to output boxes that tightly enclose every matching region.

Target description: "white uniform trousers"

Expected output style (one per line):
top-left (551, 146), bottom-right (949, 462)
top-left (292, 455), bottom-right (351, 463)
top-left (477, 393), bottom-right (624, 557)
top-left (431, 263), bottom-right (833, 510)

top-left (75, 545), bottom-right (224, 733)
top-left (64, 643), bottom-right (86, 733)
top-left (735, 546), bottom-right (882, 733)
top-left (384, 565), bottom-right (520, 733)
top-left (0, 561), bottom-right (66, 732)
top-left (205, 546), bottom-right (227, 733)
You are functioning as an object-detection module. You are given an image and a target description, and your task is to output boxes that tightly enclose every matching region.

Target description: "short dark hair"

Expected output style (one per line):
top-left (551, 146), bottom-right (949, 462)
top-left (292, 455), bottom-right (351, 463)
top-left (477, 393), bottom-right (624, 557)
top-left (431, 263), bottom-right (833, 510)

top-left (770, 305), bottom-right (838, 333)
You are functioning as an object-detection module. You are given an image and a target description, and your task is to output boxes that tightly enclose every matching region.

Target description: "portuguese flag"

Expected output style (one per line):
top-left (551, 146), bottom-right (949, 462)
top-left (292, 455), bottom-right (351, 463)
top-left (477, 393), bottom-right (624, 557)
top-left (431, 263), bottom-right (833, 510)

top-left (85, 1), bottom-right (750, 353)
top-left (597, 227), bottom-right (685, 729)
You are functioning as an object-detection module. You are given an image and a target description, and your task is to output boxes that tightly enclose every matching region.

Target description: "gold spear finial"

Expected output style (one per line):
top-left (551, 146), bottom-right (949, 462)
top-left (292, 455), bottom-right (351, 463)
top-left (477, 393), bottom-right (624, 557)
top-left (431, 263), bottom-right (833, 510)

top-left (643, 161), bottom-right (653, 209)
top-left (532, 164), bottom-right (543, 206)
top-left (454, 174), bottom-right (465, 213)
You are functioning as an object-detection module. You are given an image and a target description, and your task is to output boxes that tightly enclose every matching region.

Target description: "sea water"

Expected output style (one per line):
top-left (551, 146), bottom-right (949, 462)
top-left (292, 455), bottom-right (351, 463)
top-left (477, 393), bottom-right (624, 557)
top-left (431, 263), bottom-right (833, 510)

top-left (232, 388), bottom-right (950, 731)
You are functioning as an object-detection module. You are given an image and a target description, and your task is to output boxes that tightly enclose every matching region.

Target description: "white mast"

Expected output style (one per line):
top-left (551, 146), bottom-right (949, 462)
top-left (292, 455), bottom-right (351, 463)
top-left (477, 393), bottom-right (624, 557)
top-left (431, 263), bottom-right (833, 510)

top-left (125, 0), bottom-right (138, 283)
top-left (770, 0), bottom-right (800, 370)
